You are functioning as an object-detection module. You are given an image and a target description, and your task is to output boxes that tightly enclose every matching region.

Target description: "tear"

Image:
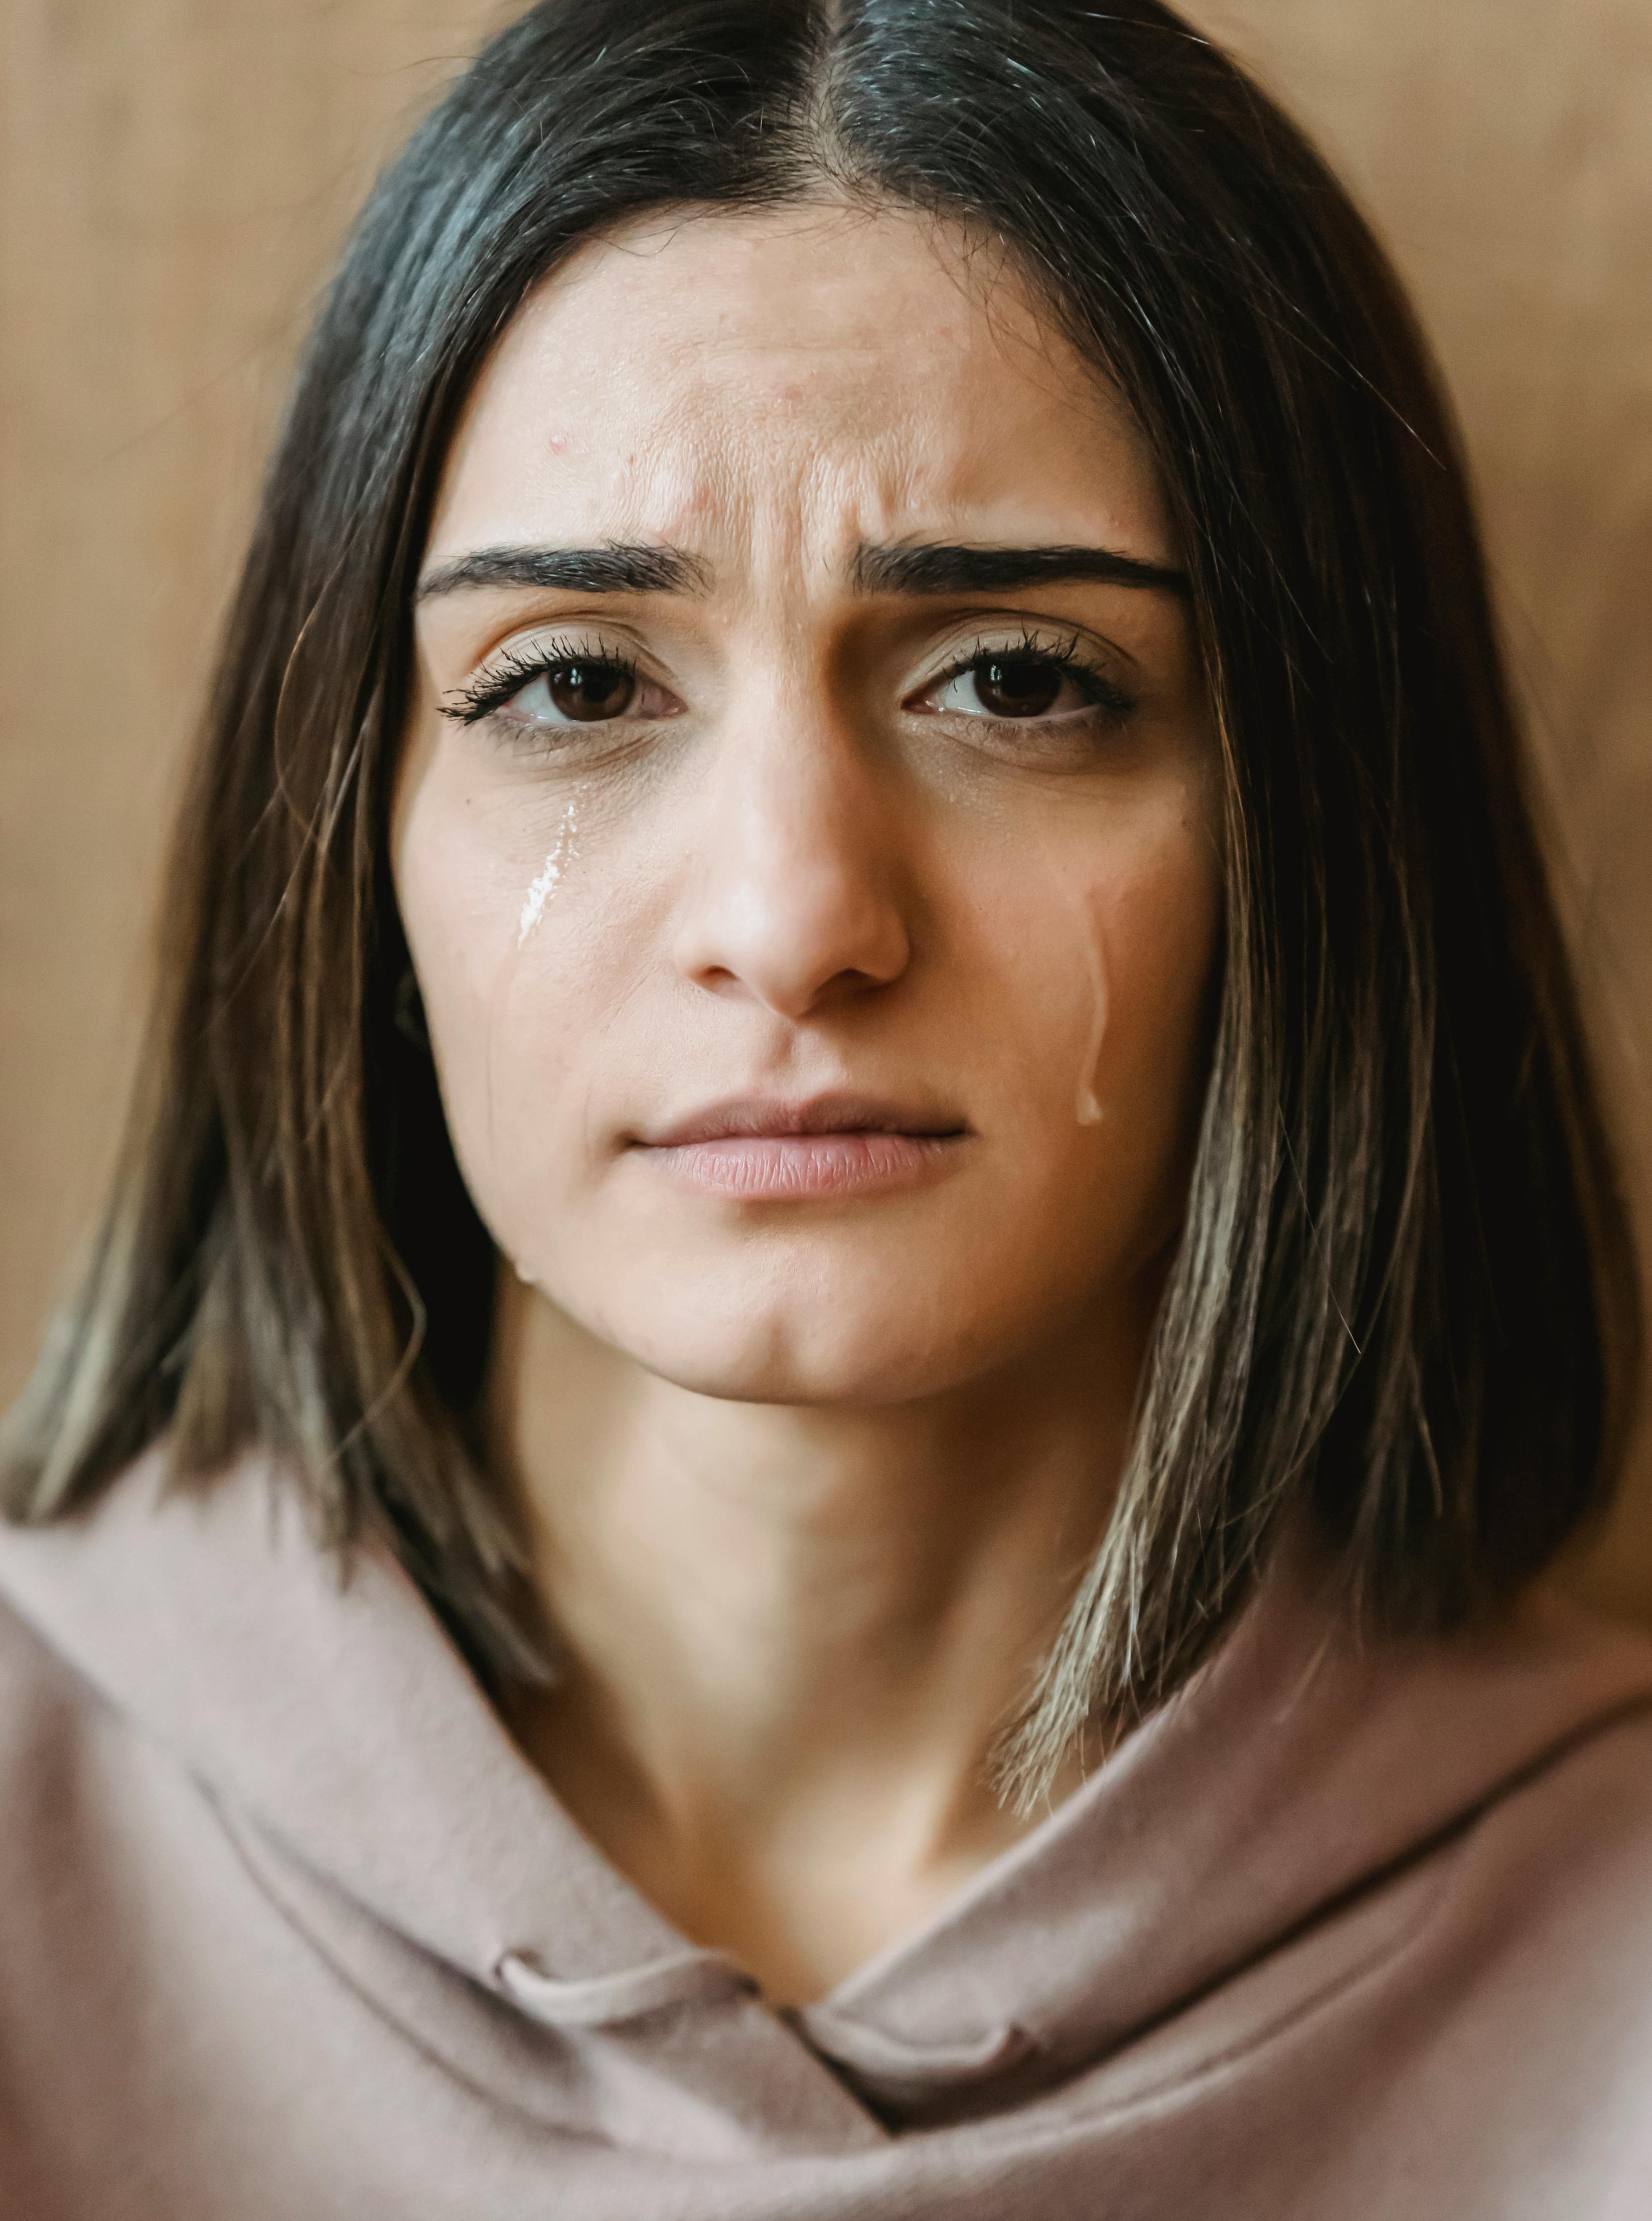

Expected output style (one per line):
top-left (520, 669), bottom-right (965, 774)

top-left (483, 804), bottom-right (581, 1189)
top-left (517, 803), bottom-right (579, 946)
top-left (1069, 885), bottom-right (1111, 1128)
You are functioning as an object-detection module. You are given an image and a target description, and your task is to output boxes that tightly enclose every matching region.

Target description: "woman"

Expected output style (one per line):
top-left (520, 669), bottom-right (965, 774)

top-left (1, 0), bottom-right (1648, 2211)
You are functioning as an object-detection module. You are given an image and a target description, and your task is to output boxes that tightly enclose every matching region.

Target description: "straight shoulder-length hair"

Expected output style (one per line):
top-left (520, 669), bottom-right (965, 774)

top-left (4, 0), bottom-right (1639, 1796)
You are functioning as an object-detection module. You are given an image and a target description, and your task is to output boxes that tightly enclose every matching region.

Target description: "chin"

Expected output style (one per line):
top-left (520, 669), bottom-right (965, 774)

top-left (612, 1295), bottom-right (987, 1410)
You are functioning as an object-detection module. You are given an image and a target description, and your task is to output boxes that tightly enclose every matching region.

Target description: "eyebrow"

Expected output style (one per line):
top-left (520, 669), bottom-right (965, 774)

top-left (415, 537), bottom-right (1189, 604)
top-left (851, 541), bottom-right (1190, 597)
top-left (416, 542), bottom-right (710, 600)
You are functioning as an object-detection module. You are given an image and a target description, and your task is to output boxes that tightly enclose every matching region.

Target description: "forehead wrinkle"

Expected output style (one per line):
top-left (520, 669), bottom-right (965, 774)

top-left (605, 403), bottom-right (947, 596)
top-left (436, 202), bottom-right (1165, 585)
top-left (514, 337), bottom-right (1030, 568)
top-left (490, 290), bottom-right (1159, 597)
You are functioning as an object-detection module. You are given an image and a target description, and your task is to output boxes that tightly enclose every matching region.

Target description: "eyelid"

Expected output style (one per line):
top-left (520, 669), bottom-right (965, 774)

top-left (438, 624), bottom-right (671, 728)
top-left (466, 620), bottom-right (645, 686)
top-left (906, 623), bottom-right (1136, 709)
top-left (925, 610), bottom-right (1127, 668)
top-left (437, 616), bottom-right (1141, 732)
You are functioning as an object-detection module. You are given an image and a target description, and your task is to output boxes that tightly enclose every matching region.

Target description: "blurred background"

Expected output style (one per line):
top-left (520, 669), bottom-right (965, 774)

top-left (2, 0), bottom-right (1648, 1605)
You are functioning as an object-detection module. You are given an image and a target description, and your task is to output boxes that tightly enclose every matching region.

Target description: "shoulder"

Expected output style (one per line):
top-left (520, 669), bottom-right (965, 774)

top-left (0, 1578), bottom-right (92, 1758)
top-left (0, 1579), bottom-right (129, 1910)
top-left (1403, 1629), bottom-right (1652, 2102)
top-left (1424, 1591), bottom-right (1652, 1935)
top-left (0, 1444), bottom-right (210, 1886)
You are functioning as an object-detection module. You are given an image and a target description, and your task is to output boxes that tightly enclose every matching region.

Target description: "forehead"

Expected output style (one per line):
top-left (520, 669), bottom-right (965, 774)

top-left (425, 203), bottom-right (1172, 568)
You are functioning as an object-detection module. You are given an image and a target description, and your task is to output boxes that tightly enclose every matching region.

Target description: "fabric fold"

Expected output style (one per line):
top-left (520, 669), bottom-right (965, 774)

top-left (495, 1945), bottom-right (758, 2027)
top-left (4, 1447), bottom-right (1652, 2215)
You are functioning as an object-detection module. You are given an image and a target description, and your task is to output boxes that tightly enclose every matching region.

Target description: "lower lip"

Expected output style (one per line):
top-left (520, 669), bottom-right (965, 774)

top-left (635, 1130), bottom-right (966, 1200)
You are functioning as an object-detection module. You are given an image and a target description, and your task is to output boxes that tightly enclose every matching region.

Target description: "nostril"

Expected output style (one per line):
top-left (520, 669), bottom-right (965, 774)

top-left (670, 802), bottom-right (913, 1019)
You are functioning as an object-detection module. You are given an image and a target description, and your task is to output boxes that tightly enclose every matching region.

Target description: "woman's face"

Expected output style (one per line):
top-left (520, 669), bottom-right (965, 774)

top-left (394, 205), bottom-right (1220, 1406)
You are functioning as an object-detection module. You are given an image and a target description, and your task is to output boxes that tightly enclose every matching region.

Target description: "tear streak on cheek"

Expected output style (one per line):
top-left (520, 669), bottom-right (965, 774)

top-left (1075, 911), bottom-right (1110, 1128)
top-left (517, 802), bottom-right (580, 945)
top-left (1053, 872), bottom-right (1112, 1129)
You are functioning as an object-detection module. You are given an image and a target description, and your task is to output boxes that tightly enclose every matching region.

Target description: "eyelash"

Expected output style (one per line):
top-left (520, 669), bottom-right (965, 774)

top-left (923, 629), bottom-right (1139, 723)
top-left (436, 627), bottom-right (1139, 730)
top-left (437, 636), bottom-right (635, 728)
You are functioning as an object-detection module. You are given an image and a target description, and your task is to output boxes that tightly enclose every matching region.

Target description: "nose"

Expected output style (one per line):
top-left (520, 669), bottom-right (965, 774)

top-left (671, 699), bottom-right (913, 1020)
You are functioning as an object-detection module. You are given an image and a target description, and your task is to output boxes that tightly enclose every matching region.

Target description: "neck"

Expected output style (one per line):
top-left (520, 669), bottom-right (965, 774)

top-left (484, 1277), bottom-right (1145, 2004)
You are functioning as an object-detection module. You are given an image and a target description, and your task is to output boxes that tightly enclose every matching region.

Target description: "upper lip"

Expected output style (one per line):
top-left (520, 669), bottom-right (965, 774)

top-left (635, 1092), bottom-right (968, 1148)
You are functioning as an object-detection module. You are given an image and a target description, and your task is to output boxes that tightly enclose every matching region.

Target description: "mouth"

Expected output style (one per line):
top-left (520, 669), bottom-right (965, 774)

top-left (627, 1092), bottom-right (971, 1202)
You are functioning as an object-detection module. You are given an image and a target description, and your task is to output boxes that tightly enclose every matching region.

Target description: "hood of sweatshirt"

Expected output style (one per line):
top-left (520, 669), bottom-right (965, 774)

top-left (2, 1445), bottom-right (1651, 2153)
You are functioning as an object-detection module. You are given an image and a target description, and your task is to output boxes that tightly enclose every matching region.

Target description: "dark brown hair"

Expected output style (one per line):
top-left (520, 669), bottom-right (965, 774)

top-left (5, 0), bottom-right (1639, 1790)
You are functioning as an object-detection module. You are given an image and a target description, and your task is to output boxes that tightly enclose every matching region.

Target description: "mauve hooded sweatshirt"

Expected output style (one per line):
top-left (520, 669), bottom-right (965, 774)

top-left (2, 1449), bottom-right (1652, 2218)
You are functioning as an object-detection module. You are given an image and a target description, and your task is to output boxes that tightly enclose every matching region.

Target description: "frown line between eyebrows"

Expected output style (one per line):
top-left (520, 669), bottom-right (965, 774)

top-left (416, 539), bottom-right (1191, 605)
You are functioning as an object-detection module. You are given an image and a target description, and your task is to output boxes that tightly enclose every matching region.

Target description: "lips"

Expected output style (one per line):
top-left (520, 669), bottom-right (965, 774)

top-left (634, 1092), bottom-right (966, 1149)
top-left (628, 1093), bottom-right (969, 1201)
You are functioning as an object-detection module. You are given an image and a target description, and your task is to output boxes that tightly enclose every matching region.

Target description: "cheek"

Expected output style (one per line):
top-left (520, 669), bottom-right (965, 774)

top-left (978, 794), bottom-right (1218, 1105)
top-left (394, 769), bottom-right (530, 1090)
top-left (390, 748), bottom-right (637, 1221)
top-left (983, 796), bottom-right (1221, 1253)
top-left (1097, 814), bottom-right (1223, 1110)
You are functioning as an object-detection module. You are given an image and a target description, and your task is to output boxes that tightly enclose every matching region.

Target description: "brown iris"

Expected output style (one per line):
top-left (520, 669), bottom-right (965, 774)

top-left (971, 655), bottom-right (1064, 718)
top-left (546, 660), bottom-right (635, 721)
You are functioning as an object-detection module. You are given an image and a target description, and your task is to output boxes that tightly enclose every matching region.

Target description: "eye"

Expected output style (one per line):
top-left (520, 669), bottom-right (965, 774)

top-left (513, 658), bottom-right (639, 724)
top-left (439, 638), bottom-right (681, 732)
top-left (935, 653), bottom-right (1077, 719)
top-left (916, 640), bottom-right (1136, 727)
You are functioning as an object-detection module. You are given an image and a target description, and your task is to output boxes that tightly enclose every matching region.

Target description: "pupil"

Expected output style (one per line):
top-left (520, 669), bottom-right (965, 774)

top-left (977, 656), bottom-right (1061, 718)
top-left (548, 660), bottom-right (632, 721)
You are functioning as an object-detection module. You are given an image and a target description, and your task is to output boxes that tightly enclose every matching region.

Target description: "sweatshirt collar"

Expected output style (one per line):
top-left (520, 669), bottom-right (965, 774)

top-left (793, 1556), bottom-right (1652, 2110)
top-left (3, 1447), bottom-right (1650, 2127)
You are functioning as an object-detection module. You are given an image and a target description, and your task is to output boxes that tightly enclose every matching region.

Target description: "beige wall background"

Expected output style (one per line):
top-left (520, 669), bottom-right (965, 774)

top-left (3, 1), bottom-right (1649, 1600)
